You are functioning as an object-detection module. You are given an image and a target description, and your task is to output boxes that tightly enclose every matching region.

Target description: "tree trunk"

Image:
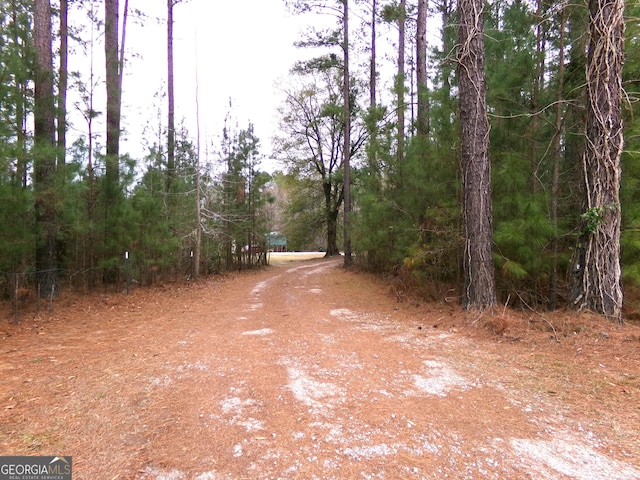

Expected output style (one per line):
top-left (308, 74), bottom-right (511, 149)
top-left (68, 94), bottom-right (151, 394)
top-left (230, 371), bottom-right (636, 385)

top-left (11, 2), bottom-right (28, 189)
top-left (119, 0), bottom-right (129, 100)
top-left (87, 0), bottom-right (98, 289)
top-left (457, 0), bottom-right (496, 310)
top-left (325, 182), bottom-right (340, 256)
top-left (416, 0), bottom-right (429, 138)
top-left (57, 0), bottom-right (68, 170)
top-left (366, 0), bottom-right (379, 181)
top-left (194, 31), bottom-right (202, 279)
top-left (396, 0), bottom-right (406, 165)
top-left (529, 0), bottom-right (543, 193)
top-left (549, 4), bottom-right (566, 311)
top-left (105, 0), bottom-right (120, 186)
top-left (342, 0), bottom-right (352, 267)
top-left (370, 0), bottom-right (377, 112)
top-left (568, 0), bottom-right (624, 322)
top-left (34, 0), bottom-right (58, 298)
top-left (167, 0), bottom-right (176, 194)
top-left (103, 0), bottom-right (126, 283)
top-left (438, 0), bottom-right (454, 107)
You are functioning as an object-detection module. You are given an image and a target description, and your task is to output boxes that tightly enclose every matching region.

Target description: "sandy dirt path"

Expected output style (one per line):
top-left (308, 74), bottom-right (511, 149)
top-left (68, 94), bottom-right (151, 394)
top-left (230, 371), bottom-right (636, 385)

top-left (1, 256), bottom-right (640, 479)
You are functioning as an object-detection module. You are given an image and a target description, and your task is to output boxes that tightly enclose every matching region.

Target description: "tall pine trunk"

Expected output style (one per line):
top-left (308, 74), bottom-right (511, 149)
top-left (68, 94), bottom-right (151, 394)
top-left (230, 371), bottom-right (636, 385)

top-left (568, 0), bottom-right (624, 322)
top-left (369, 0), bottom-right (377, 114)
top-left (343, 0), bottom-right (352, 266)
top-left (34, 0), bottom-right (58, 298)
top-left (396, 0), bottom-right (406, 165)
top-left (167, 0), bottom-right (176, 194)
top-left (457, 0), bottom-right (496, 310)
top-left (367, 0), bottom-right (379, 176)
top-left (103, 0), bottom-right (128, 283)
top-left (87, 0), bottom-right (98, 289)
top-left (57, 0), bottom-right (68, 170)
top-left (529, 0), bottom-right (543, 193)
top-left (416, 0), bottom-right (429, 138)
top-left (103, 0), bottom-right (121, 283)
top-left (105, 0), bottom-right (120, 188)
top-left (325, 182), bottom-right (340, 256)
top-left (549, 4), bottom-right (566, 311)
top-left (11, 3), bottom-right (28, 189)
top-left (194, 34), bottom-right (202, 279)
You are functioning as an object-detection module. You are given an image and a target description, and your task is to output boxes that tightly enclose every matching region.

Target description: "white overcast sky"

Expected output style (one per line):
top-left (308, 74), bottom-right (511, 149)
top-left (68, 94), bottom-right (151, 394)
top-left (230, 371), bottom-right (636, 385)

top-left (122, 0), bottom-right (312, 167)
top-left (67, 1), bottom-right (437, 172)
top-left (67, 0), bottom-right (323, 171)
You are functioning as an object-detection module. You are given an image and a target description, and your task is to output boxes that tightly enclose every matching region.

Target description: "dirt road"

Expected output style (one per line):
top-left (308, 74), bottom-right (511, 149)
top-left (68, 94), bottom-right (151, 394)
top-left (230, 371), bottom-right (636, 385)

top-left (1, 256), bottom-right (640, 479)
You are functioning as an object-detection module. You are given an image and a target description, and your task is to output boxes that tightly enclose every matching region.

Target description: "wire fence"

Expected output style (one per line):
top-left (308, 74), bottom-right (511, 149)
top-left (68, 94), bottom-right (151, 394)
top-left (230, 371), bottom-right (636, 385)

top-left (2, 248), bottom-right (269, 324)
top-left (2, 257), bottom-right (193, 324)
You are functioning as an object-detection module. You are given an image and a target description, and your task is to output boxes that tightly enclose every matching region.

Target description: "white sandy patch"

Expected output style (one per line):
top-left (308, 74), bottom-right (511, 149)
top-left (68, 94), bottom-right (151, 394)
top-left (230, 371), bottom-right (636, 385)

top-left (233, 443), bottom-right (243, 457)
top-left (287, 366), bottom-right (344, 412)
top-left (329, 308), bottom-right (357, 319)
top-left (193, 473), bottom-right (216, 480)
top-left (241, 328), bottom-right (273, 336)
top-left (411, 360), bottom-right (470, 397)
top-left (249, 302), bottom-right (263, 311)
top-left (141, 467), bottom-right (232, 480)
top-left (318, 333), bottom-right (336, 344)
top-left (141, 467), bottom-right (184, 480)
top-left (195, 473), bottom-right (226, 480)
top-left (511, 436), bottom-right (640, 479)
top-left (251, 281), bottom-right (268, 295)
top-left (147, 375), bottom-right (173, 389)
top-left (220, 396), bottom-right (245, 414)
top-left (177, 361), bottom-right (209, 372)
top-left (217, 396), bottom-right (265, 433)
top-left (343, 443), bottom-right (394, 460)
top-left (237, 418), bottom-right (265, 432)
top-left (309, 288), bottom-right (323, 294)
top-left (305, 420), bottom-right (441, 465)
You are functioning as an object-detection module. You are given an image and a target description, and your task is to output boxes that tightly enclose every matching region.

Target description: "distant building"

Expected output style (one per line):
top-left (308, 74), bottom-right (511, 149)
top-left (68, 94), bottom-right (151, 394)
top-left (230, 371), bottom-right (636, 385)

top-left (266, 232), bottom-right (287, 252)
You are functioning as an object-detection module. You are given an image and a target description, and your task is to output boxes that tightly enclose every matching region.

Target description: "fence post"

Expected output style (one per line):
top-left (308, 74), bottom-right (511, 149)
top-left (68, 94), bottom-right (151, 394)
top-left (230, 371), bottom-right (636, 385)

top-left (125, 251), bottom-right (130, 295)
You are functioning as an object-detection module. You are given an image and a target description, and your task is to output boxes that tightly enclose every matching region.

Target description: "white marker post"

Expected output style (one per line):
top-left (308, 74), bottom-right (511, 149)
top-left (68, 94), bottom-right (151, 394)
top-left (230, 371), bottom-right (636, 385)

top-left (125, 251), bottom-right (130, 295)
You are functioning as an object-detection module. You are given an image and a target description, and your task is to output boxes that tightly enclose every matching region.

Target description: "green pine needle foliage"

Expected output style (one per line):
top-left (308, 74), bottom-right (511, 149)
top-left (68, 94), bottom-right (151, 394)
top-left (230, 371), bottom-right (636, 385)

top-left (492, 152), bottom-right (557, 307)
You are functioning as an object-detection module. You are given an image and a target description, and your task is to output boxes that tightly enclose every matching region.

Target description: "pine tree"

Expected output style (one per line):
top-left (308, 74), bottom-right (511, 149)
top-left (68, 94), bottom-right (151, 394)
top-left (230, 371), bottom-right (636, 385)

top-left (33, 0), bottom-right (59, 298)
top-left (0, 0), bottom-right (33, 280)
top-left (620, 0), bottom-right (640, 289)
top-left (342, 0), bottom-right (352, 266)
top-left (568, 0), bottom-right (625, 322)
top-left (382, 0), bottom-right (407, 166)
top-left (457, 0), bottom-right (496, 310)
top-left (416, 0), bottom-right (429, 138)
top-left (104, 0), bottom-right (120, 189)
top-left (485, 0), bottom-right (555, 307)
top-left (57, 0), bottom-right (68, 170)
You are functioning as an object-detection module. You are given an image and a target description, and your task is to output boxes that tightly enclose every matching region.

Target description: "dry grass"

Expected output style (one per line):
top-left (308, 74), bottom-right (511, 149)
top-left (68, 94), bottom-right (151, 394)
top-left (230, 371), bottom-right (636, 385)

top-left (268, 251), bottom-right (327, 265)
